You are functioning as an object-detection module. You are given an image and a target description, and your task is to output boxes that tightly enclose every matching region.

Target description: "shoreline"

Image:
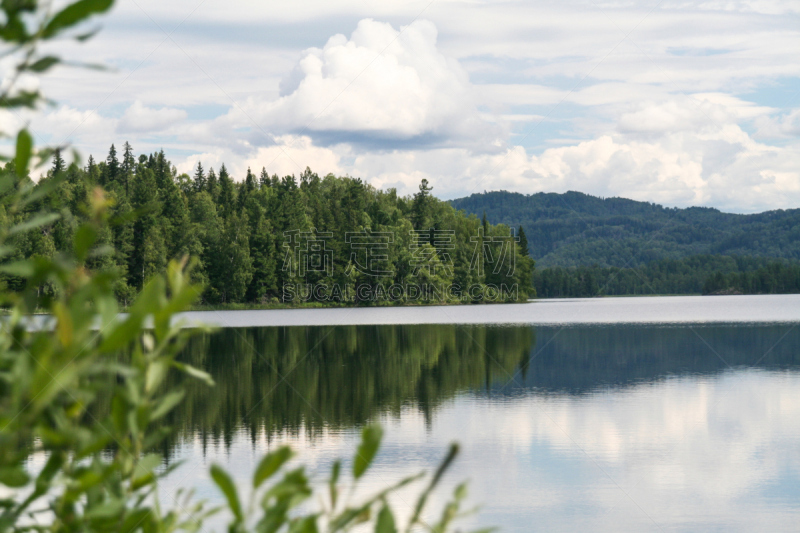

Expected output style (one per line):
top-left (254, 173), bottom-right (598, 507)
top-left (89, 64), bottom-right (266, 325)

top-left (176, 294), bottom-right (800, 328)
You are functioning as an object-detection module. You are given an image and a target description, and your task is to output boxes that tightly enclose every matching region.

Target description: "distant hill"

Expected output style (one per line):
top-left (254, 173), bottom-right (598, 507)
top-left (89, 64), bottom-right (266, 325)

top-left (449, 191), bottom-right (800, 267)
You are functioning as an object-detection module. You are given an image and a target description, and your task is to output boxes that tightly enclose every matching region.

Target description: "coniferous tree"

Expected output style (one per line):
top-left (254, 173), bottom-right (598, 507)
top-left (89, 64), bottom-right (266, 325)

top-left (86, 155), bottom-right (98, 181)
top-left (217, 164), bottom-right (236, 217)
top-left (412, 178), bottom-right (433, 230)
top-left (122, 141), bottom-right (135, 196)
top-left (129, 163), bottom-right (159, 289)
top-left (153, 150), bottom-right (171, 191)
top-left (260, 167), bottom-right (270, 188)
top-left (239, 167), bottom-right (256, 211)
top-left (246, 213), bottom-right (277, 302)
top-left (51, 149), bottom-right (65, 176)
top-left (206, 167), bottom-right (218, 201)
top-left (104, 144), bottom-right (119, 187)
top-left (193, 162), bottom-right (206, 193)
top-left (519, 225), bottom-right (529, 256)
top-left (210, 212), bottom-right (252, 302)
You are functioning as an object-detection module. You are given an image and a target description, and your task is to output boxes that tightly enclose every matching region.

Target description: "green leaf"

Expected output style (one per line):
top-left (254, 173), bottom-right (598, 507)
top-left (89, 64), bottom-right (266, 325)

top-left (172, 361), bottom-right (215, 386)
top-left (329, 459), bottom-right (341, 509)
top-left (35, 452), bottom-right (64, 492)
top-left (76, 434), bottom-right (112, 459)
top-left (0, 467), bottom-right (29, 488)
top-left (111, 394), bottom-right (128, 433)
top-left (18, 172), bottom-right (67, 208)
top-left (132, 453), bottom-right (162, 490)
top-left (15, 129), bottom-right (32, 177)
top-left (150, 390), bottom-right (185, 421)
top-left (408, 443), bottom-right (460, 529)
top-left (289, 516), bottom-right (319, 533)
top-left (0, 90), bottom-right (40, 109)
top-left (210, 464), bottom-right (242, 522)
top-left (99, 315), bottom-right (143, 352)
top-left (145, 360), bottom-right (168, 393)
top-left (25, 56), bottom-right (59, 72)
top-left (253, 446), bottom-right (293, 488)
top-left (85, 498), bottom-right (124, 520)
top-left (43, 0), bottom-right (115, 38)
top-left (119, 508), bottom-right (153, 533)
top-left (75, 28), bottom-right (101, 41)
top-left (8, 212), bottom-right (60, 235)
top-left (375, 504), bottom-right (396, 533)
top-left (353, 424), bottom-right (382, 479)
top-left (0, 260), bottom-right (34, 277)
top-left (455, 483), bottom-right (469, 504)
top-left (98, 276), bottom-right (163, 352)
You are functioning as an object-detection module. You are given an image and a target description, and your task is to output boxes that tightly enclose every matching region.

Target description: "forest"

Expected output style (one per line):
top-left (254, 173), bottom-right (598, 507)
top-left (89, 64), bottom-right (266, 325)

top-left (533, 255), bottom-right (800, 298)
top-left (0, 144), bottom-right (534, 306)
top-left (451, 190), bottom-right (800, 267)
top-left (7, 145), bottom-right (800, 304)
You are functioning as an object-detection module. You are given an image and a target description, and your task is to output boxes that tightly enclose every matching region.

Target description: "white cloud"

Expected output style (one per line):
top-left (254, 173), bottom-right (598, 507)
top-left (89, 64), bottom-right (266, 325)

top-left (349, 118), bottom-right (800, 212)
top-left (167, 91), bottom-right (800, 213)
top-left (617, 94), bottom-right (774, 135)
top-left (755, 108), bottom-right (800, 138)
top-left (175, 135), bottom-right (344, 181)
top-left (235, 19), bottom-right (498, 149)
top-left (32, 105), bottom-right (115, 147)
top-left (117, 100), bottom-right (187, 134)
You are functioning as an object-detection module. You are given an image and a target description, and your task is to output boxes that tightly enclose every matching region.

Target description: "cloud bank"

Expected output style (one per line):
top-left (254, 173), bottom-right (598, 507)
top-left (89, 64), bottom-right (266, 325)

top-left (234, 19), bottom-right (497, 149)
top-left (26, 1), bottom-right (800, 213)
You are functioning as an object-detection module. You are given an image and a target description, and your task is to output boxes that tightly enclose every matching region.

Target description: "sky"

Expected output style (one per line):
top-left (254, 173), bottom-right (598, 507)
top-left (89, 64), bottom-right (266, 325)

top-left (8, 0), bottom-right (800, 212)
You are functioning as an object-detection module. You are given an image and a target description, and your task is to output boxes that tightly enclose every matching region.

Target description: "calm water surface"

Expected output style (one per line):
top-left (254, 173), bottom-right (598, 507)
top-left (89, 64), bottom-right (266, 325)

top-left (178, 294), bottom-right (800, 327)
top-left (159, 297), bottom-right (800, 532)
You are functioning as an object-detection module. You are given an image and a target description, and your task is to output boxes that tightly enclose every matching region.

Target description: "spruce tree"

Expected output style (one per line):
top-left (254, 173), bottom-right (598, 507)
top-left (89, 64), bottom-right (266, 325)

top-left (210, 213), bottom-right (252, 302)
top-left (129, 164), bottom-right (159, 289)
top-left (51, 149), bottom-right (65, 176)
top-left (193, 162), bottom-right (206, 192)
top-left (518, 225), bottom-right (529, 256)
top-left (122, 142), bottom-right (135, 196)
top-left (412, 178), bottom-right (433, 230)
top-left (206, 167), bottom-right (218, 201)
top-left (153, 150), bottom-right (171, 191)
top-left (104, 144), bottom-right (119, 187)
top-left (217, 164), bottom-right (236, 217)
top-left (239, 167), bottom-right (256, 210)
top-left (246, 215), bottom-right (277, 302)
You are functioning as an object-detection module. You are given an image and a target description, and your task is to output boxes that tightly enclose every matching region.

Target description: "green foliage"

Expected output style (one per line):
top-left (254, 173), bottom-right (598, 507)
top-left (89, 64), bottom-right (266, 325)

top-left (451, 190), bottom-right (800, 267)
top-left (4, 153), bottom-right (534, 306)
top-left (702, 260), bottom-right (800, 295)
top-left (533, 254), bottom-right (800, 297)
top-left (203, 428), bottom-right (481, 533)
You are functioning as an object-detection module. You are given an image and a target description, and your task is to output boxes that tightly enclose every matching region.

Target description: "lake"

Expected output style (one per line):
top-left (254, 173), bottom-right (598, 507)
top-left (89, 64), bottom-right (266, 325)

top-left (160, 296), bottom-right (800, 531)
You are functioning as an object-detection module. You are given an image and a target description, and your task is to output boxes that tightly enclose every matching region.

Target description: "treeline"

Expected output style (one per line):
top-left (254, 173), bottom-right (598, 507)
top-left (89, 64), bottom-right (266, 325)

top-left (451, 190), bottom-right (800, 267)
top-left (533, 255), bottom-right (800, 298)
top-left (1, 143), bottom-right (533, 305)
top-left (702, 262), bottom-right (800, 295)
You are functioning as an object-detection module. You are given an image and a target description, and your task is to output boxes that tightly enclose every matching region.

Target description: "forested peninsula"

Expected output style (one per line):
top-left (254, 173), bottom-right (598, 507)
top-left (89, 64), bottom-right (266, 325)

top-left (1, 144), bottom-right (534, 306)
top-left (5, 144), bottom-right (798, 306)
